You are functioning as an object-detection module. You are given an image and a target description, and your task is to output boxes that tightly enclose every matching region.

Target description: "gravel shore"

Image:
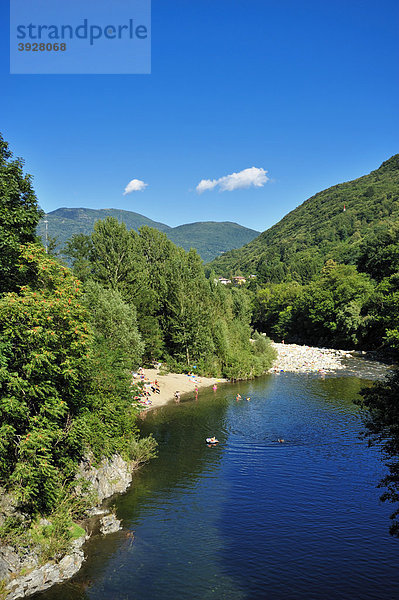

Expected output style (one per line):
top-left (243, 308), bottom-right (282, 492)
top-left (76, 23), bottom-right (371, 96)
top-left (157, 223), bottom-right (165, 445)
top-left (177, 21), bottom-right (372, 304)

top-left (269, 342), bottom-right (353, 374)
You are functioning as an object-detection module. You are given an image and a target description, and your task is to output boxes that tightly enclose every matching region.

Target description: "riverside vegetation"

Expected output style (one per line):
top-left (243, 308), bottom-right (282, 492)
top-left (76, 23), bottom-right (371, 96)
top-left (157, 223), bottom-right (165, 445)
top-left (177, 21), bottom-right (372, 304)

top-left (0, 132), bottom-right (275, 578)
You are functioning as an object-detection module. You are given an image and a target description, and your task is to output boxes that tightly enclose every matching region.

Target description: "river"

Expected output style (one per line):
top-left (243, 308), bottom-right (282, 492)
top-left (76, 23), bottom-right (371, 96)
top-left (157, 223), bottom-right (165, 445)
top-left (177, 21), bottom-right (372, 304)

top-left (36, 365), bottom-right (399, 600)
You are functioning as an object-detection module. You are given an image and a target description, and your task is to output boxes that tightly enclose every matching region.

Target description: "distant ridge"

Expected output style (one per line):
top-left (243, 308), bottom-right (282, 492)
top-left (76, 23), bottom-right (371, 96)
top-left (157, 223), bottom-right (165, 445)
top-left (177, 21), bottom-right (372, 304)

top-left (210, 154), bottom-right (399, 281)
top-left (37, 207), bottom-right (259, 263)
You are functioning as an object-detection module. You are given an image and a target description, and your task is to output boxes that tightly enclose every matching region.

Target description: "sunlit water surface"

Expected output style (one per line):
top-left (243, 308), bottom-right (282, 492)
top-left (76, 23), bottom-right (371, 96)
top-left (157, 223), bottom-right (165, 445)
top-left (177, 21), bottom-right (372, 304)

top-left (36, 367), bottom-right (399, 600)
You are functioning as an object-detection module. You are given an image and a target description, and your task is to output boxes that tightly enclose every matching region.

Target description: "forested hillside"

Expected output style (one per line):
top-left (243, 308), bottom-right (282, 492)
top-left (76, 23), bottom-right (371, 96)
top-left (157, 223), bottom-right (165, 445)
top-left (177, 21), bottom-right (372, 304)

top-left (167, 221), bottom-right (259, 262)
top-left (37, 208), bottom-right (259, 263)
top-left (211, 155), bottom-right (399, 282)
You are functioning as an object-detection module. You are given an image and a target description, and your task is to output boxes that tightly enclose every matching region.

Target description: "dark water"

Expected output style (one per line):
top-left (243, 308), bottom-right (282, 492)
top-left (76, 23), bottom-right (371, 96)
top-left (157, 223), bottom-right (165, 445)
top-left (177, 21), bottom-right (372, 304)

top-left (37, 370), bottom-right (399, 600)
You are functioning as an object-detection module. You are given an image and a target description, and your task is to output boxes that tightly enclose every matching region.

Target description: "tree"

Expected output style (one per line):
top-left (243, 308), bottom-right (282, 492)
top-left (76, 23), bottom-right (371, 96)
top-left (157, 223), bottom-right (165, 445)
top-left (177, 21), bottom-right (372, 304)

top-left (357, 226), bottom-right (399, 281)
top-left (90, 217), bottom-right (136, 291)
top-left (162, 248), bottom-right (213, 366)
top-left (0, 244), bottom-right (92, 512)
top-left (82, 281), bottom-right (143, 395)
top-left (359, 370), bottom-right (399, 535)
top-left (63, 233), bottom-right (93, 282)
top-left (0, 133), bottom-right (43, 293)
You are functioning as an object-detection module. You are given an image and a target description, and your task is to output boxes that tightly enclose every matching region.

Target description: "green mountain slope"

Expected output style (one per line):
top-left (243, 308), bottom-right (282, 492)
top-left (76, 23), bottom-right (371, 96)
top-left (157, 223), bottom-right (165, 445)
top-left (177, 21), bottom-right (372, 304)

top-left (37, 207), bottom-right (170, 248)
top-left (167, 221), bottom-right (259, 263)
top-left (37, 207), bottom-right (259, 263)
top-left (210, 155), bottom-right (399, 282)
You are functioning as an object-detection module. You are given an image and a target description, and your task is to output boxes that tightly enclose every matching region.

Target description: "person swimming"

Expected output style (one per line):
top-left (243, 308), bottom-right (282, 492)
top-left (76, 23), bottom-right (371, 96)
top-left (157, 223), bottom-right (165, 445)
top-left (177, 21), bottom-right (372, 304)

top-left (206, 436), bottom-right (219, 444)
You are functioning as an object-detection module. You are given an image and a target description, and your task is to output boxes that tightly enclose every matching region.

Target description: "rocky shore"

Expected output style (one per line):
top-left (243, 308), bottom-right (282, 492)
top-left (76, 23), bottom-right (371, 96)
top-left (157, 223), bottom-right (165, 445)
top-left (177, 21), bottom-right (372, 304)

top-left (269, 342), bottom-right (353, 374)
top-left (0, 454), bottom-right (133, 600)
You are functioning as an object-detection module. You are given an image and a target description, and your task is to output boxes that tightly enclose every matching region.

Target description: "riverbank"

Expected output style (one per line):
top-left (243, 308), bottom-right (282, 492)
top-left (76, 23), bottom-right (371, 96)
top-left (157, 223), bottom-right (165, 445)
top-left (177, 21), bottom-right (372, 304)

top-left (139, 343), bottom-right (355, 411)
top-left (268, 342), bottom-right (352, 374)
top-left (139, 368), bottom-right (227, 409)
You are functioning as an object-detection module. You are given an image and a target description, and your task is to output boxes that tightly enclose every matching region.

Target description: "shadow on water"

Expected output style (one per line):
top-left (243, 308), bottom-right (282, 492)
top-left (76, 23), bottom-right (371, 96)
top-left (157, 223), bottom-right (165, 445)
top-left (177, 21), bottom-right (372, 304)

top-left (34, 369), bottom-right (399, 600)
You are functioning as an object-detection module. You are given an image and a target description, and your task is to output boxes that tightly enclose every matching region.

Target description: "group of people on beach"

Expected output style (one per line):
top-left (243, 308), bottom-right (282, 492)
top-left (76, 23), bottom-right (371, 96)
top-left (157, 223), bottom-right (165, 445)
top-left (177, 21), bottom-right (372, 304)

top-left (131, 367), bottom-right (160, 406)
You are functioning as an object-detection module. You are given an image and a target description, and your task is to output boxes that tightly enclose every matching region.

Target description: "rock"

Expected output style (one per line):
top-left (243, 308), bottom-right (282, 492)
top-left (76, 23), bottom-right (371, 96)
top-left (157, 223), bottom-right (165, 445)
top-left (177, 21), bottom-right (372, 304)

top-left (268, 342), bottom-right (348, 374)
top-left (86, 507), bottom-right (109, 517)
top-left (0, 452), bottom-right (135, 598)
top-left (77, 454), bottom-right (133, 504)
top-left (100, 514), bottom-right (121, 535)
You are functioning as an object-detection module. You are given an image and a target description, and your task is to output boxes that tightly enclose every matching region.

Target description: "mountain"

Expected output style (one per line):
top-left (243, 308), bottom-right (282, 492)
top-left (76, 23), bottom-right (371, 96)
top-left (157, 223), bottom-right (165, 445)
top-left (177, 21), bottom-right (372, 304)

top-left (167, 221), bottom-right (260, 263)
top-left (37, 207), bottom-right (259, 263)
top-left (210, 154), bottom-right (399, 282)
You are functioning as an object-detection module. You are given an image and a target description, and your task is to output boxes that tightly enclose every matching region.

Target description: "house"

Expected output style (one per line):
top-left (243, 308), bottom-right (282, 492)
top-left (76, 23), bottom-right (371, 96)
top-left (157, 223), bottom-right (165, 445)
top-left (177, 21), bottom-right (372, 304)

top-left (217, 277), bottom-right (231, 285)
top-left (232, 276), bottom-right (246, 285)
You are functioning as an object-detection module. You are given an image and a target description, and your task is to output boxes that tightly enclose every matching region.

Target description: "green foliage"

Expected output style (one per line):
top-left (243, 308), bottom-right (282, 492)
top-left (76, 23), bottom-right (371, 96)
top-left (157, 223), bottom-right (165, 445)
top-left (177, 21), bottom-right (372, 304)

top-left (363, 273), bottom-right (399, 353)
top-left (358, 370), bottom-right (399, 535)
top-left (82, 280), bottom-right (143, 369)
top-left (69, 218), bottom-right (275, 379)
top-left (0, 485), bottom-right (90, 564)
top-left (90, 217), bottom-right (136, 290)
top-left (0, 137), bottom-right (157, 551)
top-left (357, 225), bottom-right (399, 281)
top-left (63, 233), bottom-right (93, 282)
top-left (0, 133), bottom-right (43, 293)
top-left (0, 243), bottom-right (153, 519)
top-left (0, 245), bottom-right (92, 512)
top-left (253, 261), bottom-right (374, 348)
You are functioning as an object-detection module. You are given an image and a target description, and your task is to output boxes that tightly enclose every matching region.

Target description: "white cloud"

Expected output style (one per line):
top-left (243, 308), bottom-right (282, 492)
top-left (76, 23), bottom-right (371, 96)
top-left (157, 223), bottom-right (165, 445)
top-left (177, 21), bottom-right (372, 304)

top-left (123, 179), bottom-right (148, 195)
top-left (196, 167), bottom-right (269, 194)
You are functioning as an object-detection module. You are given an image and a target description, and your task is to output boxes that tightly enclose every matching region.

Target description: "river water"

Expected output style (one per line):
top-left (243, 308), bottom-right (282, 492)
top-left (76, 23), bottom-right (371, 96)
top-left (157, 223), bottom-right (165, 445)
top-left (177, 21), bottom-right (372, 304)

top-left (36, 365), bottom-right (399, 600)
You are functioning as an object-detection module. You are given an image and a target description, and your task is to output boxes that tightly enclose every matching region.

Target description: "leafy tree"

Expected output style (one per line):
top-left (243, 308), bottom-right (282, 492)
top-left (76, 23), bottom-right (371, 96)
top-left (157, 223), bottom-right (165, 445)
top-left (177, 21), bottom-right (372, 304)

top-left (0, 133), bottom-right (43, 292)
top-left (357, 226), bottom-right (399, 281)
top-left (0, 244), bottom-right (92, 512)
top-left (72, 219), bottom-right (276, 378)
top-left (163, 248), bottom-right (213, 366)
top-left (63, 233), bottom-right (93, 282)
top-left (364, 273), bottom-right (399, 352)
top-left (82, 281), bottom-right (143, 396)
top-left (359, 370), bottom-right (399, 535)
top-left (90, 217), bottom-right (136, 290)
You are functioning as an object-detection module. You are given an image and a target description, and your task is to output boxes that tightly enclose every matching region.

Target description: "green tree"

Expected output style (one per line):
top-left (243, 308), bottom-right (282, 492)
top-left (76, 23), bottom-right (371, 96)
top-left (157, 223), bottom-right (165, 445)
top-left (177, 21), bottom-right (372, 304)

top-left (359, 370), bottom-right (399, 535)
top-left (0, 244), bottom-right (92, 512)
top-left (82, 281), bottom-right (143, 396)
top-left (0, 133), bottom-right (43, 293)
top-left (63, 233), bottom-right (93, 282)
top-left (90, 217), bottom-right (136, 290)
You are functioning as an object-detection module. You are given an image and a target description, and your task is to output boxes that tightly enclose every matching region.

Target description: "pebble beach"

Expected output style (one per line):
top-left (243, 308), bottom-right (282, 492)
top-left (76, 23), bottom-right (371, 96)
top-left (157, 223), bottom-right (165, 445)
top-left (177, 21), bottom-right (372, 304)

top-left (269, 342), bottom-right (353, 374)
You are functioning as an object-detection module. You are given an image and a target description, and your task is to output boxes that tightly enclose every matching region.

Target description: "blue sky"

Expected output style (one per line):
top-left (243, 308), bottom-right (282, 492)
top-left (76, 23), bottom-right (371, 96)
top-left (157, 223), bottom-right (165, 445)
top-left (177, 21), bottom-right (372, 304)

top-left (1, 0), bottom-right (398, 231)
